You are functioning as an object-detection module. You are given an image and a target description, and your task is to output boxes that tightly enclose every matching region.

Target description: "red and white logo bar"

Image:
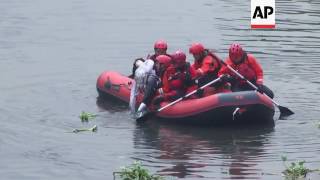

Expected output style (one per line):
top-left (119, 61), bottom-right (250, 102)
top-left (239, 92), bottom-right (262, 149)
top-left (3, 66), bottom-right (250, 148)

top-left (251, 24), bottom-right (275, 29)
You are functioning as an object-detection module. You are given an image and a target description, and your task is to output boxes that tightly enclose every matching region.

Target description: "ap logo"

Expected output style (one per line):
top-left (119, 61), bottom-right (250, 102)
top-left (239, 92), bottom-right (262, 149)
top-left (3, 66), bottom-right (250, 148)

top-left (251, 0), bottom-right (275, 29)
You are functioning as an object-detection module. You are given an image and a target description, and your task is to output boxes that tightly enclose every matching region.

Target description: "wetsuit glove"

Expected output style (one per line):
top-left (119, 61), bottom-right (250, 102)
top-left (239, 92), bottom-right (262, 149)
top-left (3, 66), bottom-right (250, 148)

top-left (220, 74), bottom-right (232, 82)
top-left (256, 84), bottom-right (264, 94)
top-left (196, 89), bottom-right (204, 97)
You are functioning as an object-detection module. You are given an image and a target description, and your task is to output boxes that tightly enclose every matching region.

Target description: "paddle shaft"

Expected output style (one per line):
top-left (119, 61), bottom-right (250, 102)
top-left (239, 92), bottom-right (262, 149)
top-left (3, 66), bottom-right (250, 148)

top-left (157, 77), bottom-right (222, 112)
top-left (220, 61), bottom-right (281, 106)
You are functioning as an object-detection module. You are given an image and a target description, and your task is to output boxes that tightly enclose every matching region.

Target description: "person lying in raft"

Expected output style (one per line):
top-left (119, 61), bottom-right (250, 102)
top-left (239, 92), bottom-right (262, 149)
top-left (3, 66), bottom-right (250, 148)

top-left (187, 43), bottom-right (227, 97)
top-left (135, 54), bottom-right (173, 116)
top-left (130, 40), bottom-right (171, 78)
top-left (129, 59), bottom-right (155, 114)
top-left (218, 43), bottom-right (274, 98)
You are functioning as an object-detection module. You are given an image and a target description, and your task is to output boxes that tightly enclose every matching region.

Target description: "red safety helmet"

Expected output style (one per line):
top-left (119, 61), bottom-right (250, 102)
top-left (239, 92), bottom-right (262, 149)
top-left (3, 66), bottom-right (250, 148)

top-left (229, 43), bottom-right (244, 63)
top-left (154, 40), bottom-right (168, 49)
top-left (189, 43), bottom-right (205, 55)
top-left (155, 55), bottom-right (171, 68)
top-left (172, 50), bottom-right (186, 68)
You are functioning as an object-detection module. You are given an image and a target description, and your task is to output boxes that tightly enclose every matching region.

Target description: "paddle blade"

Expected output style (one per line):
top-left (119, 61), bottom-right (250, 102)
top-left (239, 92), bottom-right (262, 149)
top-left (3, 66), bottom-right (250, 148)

top-left (278, 105), bottom-right (294, 119)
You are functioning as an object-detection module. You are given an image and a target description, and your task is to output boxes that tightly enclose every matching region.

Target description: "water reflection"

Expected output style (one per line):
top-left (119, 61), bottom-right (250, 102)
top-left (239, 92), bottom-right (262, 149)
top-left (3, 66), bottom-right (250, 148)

top-left (134, 121), bottom-right (274, 179)
top-left (96, 96), bottom-right (128, 112)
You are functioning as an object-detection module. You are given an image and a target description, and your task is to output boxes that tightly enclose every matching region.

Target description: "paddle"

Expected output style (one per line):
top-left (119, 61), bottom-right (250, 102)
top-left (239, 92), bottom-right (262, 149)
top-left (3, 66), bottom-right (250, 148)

top-left (136, 76), bottom-right (223, 122)
top-left (219, 60), bottom-right (294, 118)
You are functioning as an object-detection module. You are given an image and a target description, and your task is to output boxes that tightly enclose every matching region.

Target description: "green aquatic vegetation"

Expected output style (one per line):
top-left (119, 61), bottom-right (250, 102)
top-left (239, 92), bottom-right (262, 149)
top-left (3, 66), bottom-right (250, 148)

top-left (72, 125), bottom-right (97, 133)
top-left (281, 155), bottom-right (312, 179)
top-left (79, 111), bottom-right (97, 121)
top-left (318, 121), bottom-right (320, 128)
top-left (113, 161), bottom-right (164, 180)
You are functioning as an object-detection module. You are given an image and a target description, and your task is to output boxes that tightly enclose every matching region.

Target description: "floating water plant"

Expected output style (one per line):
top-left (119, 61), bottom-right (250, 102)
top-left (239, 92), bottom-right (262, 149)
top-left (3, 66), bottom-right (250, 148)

top-left (113, 161), bottom-right (164, 180)
top-left (281, 155), bottom-right (313, 179)
top-left (79, 111), bottom-right (97, 121)
top-left (72, 125), bottom-right (97, 133)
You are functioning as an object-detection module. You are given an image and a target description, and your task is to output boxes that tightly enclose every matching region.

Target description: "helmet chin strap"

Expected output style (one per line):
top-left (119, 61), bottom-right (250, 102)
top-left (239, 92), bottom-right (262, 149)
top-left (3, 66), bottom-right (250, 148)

top-left (200, 50), bottom-right (209, 61)
top-left (234, 51), bottom-right (247, 65)
top-left (195, 52), bottom-right (205, 63)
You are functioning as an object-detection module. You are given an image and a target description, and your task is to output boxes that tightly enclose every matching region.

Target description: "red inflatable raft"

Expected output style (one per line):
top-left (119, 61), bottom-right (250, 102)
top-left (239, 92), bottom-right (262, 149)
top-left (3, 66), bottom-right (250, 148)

top-left (96, 71), bottom-right (275, 126)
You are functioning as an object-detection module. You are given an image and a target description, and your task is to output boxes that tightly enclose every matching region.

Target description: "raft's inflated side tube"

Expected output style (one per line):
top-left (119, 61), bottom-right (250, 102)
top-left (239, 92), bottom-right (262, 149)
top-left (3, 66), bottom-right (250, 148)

top-left (156, 91), bottom-right (273, 118)
top-left (97, 71), bottom-right (133, 103)
top-left (97, 71), bottom-right (275, 126)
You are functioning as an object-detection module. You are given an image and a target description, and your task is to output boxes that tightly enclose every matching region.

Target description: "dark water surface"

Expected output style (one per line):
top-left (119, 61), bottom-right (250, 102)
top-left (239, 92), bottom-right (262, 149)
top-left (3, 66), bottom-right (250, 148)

top-left (1, 0), bottom-right (319, 179)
